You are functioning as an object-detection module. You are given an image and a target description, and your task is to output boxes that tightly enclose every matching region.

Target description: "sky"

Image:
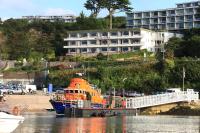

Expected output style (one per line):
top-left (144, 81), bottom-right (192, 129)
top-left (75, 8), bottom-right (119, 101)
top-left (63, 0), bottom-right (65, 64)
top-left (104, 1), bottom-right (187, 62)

top-left (0, 0), bottom-right (196, 20)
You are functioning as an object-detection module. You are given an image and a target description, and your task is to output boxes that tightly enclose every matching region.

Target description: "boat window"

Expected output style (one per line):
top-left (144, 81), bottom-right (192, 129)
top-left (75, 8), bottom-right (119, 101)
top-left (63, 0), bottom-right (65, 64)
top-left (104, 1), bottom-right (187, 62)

top-left (65, 90), bottom-right (70, 93)
top-left (70, 90), bottom-right (74, 93)
top-left (75, 90), bottom-right (78, 93)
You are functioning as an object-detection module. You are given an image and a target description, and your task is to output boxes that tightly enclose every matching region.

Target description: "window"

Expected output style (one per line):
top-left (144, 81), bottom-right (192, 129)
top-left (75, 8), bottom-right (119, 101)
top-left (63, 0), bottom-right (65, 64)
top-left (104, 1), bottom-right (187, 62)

top-left (91, 48), bottom-right (96, 53)
top-left (81, 41), bottom-right (87, 45)
top-left (123, 31), bottom-right (129, 36)
top-left (168, 10), bottom-right (175, 15)
top-left (111, 40), bottom-right (118, 44)
top-left (185, 15), bottom-right (193, 21)
top-left (70, 33), bottom-right (77, 38)
top-left (143, 12), bottom-right (150, 17)
top-left (70, 41), bottom-right (76, 45)
top-left (167, 17), bottom-right (175, 22)
top-left (134, 46), bottom-right (140, 50)
top-left (176, 9), bottom-right (184, 15)
top-left (111, 47), bottom-right (117, 51)
top-left (127, 20), bottom-right (133, 26)
top-left (177, 4), bottom-right (183, 8)
top-left (101, 40), bottom-right (107, 45)
top-left (123, 47), bottom-right (128, 51)
top-left (70, 90), bottom-right (74, 93)
top-left (102, 48), bottom-right (107, 51)
top-left (152, 11), bottom-right (158, 16)
top-left (75, 90), bottom-right (78, 93)
top-left (81, 48), bottom-right (87, 53)
top-left (70, 49), bottom-right (76, 53)
top-left (90, 32), bottom-right (97, 37)
top-left (90, 40), bottom-right (96, 45)
top-left (135, 13), bottom-right (142, 18)
top-left (81, 33), bottom-right (88, 37)
top-left (176, 23), bottom-right (184, 29)
top-left (185, 8), bottom-right (194, 14)
top-left (133, 31), bottom-right (140, 35)
top-left (111, 32), bottom-right (118, 36)
top-left (185, 3), bottom-right (191, 7)
top-left (194, 2), bottom-right (199, 6)
top-left (123, 39), bottom-right (129, 44)
top-left (102, 32), bottom-right (108, 36)
top-left (159, 11), bottom-right (166, 16)
top-left (131, 39), bottom-right (140, 44)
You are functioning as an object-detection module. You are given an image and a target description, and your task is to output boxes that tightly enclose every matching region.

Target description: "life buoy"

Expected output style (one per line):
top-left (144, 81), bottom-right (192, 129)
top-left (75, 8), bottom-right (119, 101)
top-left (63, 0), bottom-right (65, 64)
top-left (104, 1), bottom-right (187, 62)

top-left (12, 106), bottom-right (20, 116)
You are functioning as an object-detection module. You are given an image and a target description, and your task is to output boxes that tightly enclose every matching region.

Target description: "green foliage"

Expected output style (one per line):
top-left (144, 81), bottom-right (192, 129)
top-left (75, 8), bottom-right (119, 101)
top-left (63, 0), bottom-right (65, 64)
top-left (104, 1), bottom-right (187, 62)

top-left (162, 29), bottom-right (200, 59)
top-left (84, 0), bottom-right (132, 29)
top-left (96, 53), bottom-right (107, 60)
top-left (84, 0), bottom-right (102, 17)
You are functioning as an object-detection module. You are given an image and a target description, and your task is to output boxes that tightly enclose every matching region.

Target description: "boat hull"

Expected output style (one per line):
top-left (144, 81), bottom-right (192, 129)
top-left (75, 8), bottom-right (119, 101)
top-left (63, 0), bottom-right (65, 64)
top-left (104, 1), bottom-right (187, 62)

top-left (49, 100), bottom-right (103, 115)
top-left (49, 100), bottom-right (73, 114)
top-left (0, 112), bottom-right (24, 133)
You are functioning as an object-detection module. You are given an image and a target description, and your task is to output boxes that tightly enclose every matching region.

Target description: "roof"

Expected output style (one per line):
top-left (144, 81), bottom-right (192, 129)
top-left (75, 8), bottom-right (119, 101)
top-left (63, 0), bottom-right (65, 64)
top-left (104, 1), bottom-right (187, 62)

top-left (66, 28), bottom-right (142, 34)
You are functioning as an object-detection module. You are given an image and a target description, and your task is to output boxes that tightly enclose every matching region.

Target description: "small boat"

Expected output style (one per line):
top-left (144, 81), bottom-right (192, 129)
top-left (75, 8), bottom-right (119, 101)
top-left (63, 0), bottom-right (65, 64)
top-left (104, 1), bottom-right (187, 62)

top-left (0, 111), bottom-right (24, 133)
top-left (50, 78), bottom-right (104, 114)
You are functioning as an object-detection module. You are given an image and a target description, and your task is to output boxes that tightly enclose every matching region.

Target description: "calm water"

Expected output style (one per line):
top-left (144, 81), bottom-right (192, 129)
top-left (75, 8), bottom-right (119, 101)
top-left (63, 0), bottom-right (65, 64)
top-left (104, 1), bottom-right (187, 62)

top-left (14, 112), bottom-right (200, 133)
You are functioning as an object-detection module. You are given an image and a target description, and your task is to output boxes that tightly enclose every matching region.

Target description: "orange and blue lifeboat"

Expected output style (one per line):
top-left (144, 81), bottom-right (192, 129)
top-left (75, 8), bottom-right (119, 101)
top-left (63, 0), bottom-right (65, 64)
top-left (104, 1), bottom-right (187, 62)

top-left (50, 78), bottom-right (104, 114)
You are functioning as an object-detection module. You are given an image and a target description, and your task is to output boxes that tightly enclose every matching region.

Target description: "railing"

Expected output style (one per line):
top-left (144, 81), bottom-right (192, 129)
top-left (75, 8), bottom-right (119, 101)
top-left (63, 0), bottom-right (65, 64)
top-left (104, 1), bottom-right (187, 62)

top-left (126, 90), bottom-right (199, 109)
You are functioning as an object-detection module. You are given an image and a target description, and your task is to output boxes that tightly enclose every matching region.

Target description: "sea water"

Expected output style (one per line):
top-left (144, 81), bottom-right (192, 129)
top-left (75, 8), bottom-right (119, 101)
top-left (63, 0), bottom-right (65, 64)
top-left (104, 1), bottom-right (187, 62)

top-left (14, 112), bottom-right (200, 133)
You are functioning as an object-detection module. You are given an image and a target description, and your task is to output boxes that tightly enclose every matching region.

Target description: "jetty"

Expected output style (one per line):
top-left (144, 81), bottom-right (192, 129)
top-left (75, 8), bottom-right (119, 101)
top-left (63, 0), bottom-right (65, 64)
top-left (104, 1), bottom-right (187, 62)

top-left (60, 89), bottom-right (199, 117)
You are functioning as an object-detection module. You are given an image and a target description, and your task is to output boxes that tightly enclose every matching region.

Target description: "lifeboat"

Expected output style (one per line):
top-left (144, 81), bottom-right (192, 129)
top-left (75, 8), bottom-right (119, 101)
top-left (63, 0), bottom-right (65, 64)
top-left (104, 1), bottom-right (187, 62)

top-left (50, 78), bottom-right (104, 114)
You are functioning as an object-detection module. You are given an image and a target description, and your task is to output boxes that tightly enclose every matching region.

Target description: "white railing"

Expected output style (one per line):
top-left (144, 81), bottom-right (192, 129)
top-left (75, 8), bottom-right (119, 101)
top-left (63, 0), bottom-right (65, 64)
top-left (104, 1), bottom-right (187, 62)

top-left (126, 89), bottom-right (199, 109)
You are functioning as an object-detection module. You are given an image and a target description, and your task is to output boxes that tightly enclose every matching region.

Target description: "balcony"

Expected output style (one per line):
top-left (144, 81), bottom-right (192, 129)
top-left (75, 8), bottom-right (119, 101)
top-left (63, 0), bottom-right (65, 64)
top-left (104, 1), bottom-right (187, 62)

top-left (134, 13), bottom-right (142, 19)
top-left (167, 10), bottom-right (176, 16)
top-left (176, 10), bottom-right (184, 16)
top-left (143, 12), bottom-right (150, 18)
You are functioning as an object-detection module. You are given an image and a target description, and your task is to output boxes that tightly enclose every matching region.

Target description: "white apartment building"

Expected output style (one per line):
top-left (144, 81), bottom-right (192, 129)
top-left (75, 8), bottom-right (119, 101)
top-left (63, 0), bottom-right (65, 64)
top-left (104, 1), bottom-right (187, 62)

top-left (127, 1), bottom-right (200, 31)
top-left (63, 28), bottom-right (182, 55)
top-left (22, 15), bottom-right (76, 23)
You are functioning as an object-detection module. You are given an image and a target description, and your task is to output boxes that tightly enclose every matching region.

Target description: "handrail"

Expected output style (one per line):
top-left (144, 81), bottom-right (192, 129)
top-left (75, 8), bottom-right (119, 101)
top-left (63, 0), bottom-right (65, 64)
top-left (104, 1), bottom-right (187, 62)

top-left (126, 91), bottom-right (199, 109)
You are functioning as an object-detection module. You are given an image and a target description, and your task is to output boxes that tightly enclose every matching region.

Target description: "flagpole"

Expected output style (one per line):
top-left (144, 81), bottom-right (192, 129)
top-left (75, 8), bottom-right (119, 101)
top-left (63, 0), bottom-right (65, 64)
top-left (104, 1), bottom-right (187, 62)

top-left (183, 67), bottom-right (185, 91)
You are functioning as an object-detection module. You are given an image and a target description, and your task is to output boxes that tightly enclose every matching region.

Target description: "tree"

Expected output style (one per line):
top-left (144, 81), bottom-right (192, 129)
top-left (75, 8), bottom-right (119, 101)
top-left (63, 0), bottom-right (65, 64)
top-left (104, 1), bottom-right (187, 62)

top-left (184, 35), bottom-right (200, 57)
top-left (6, 32), bottom-right (30, 60)
top-left (84, 0), bottom-right (102, 18)
top-left (101, 0), bottom-right (132, 29)
top-left (165, 37), bottom-right (183, 59)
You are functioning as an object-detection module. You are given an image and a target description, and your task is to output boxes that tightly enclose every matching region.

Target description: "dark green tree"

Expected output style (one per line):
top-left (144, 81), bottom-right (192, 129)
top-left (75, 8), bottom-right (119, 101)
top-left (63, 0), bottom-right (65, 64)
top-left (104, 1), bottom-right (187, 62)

top-left (84, 0), bottom-right (102, 18)
top-left (165, 37), bottom-right (183, 59)
top-left (101, 0), bottom-right (133, 29)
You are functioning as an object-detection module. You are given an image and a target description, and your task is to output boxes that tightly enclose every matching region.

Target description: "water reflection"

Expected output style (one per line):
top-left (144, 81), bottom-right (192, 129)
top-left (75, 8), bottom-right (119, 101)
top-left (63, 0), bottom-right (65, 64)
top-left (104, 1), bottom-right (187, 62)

top-left (56, 116), bottom-right (126, 133)
top-left (14, 113), bottom-right (200, 133)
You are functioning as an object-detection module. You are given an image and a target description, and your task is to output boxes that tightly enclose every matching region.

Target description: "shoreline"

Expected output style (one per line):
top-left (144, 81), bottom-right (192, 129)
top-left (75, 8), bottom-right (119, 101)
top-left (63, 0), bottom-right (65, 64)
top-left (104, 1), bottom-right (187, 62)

top-left (140, 102), bottom-right (200, 116)
top-left (2, 94), bottom-right (200, 116)
top-left (1, 93), bottom-right (53, 113)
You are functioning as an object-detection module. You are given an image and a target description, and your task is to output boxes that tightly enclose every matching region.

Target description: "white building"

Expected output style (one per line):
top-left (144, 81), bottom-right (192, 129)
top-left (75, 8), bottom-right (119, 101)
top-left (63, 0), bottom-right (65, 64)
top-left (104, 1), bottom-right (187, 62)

top-left (22, 15), bottom-right (76, 23)
top-left (127, 1), bottom-right (200, 31)
top-left (63, 28), bottom-right (182, 55)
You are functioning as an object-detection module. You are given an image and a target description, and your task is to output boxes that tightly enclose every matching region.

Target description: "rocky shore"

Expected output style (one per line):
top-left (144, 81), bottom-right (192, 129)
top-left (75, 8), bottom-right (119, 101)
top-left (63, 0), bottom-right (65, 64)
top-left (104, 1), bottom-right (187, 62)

top-left (140, 101), bottom-right (200, 116)
top-left (160, 102), bottom-right (200, 116)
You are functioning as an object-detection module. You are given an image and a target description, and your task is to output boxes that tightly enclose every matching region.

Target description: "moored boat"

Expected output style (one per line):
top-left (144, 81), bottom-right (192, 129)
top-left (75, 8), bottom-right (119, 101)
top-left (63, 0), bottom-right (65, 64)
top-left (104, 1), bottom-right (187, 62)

top-left (50, 78), bottom-right (104, 114)
top-left (0, 111), bottom-right (24, 133)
